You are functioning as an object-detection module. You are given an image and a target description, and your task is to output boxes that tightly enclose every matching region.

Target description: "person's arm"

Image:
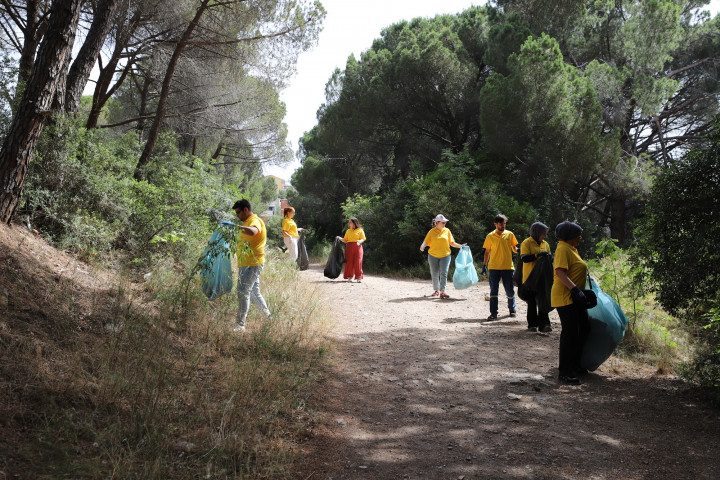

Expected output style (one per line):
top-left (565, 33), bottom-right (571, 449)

top-left (483, 249), bottom-right (490, 266)
top-left (450, 241), bottom-right (464, 248)
top-left (555, 268), bottom-right (576, 290)
top-left (420, 241), bottom-right (427, 252)
top-left (239, 225), bottom-right (259, 236)
top-left (282, 230), bottom-right (290, 238)
top-left (556, 267), bottom-right (587, 305)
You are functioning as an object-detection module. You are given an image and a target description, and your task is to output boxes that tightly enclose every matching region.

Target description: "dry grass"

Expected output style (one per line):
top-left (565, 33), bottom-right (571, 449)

top-left (0, 224), bottom-right (332, 479)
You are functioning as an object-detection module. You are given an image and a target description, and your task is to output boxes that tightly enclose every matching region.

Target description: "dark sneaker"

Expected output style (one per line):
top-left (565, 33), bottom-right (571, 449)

top-left (559, 374), bottom-right (581, 385)
top-left (527, 326), bottom-right (538, 332)
top-left (509, 308), bottom-right (517, 317)
top-left (486, 314), bottom-right (498, 321)
top-left (540, 325), bottom-right (553, 333)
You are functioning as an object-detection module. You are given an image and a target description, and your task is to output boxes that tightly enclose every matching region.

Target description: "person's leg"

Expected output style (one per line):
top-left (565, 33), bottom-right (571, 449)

top-left (557, 304), bottom-right (581, 380)
top-left (488, 269), bottom-right (500, 316)
top-left (344, 243), bottom-right (356, 280)
top-left (577, 308), bottom-right (590, 369)
top-left (428, 255), bottom-right (440, 292)
top-left (526, 295), bottom-right (539, 329)
top-left (501, 270), bottom-right (516, 313)
top-left (283, 237), bottom-right (298, 261)
top-left (355, 245), bottom-right (364, 280)
top-left (438, 255), bottom-right (451, 292)
top-left (289, 237), bottom-right (299, 261)
top-left (538, 308), bottom-right (552, 331)
top-left (236, 266), bottom-right (258, 327)
top-left (248, 265), bottom-right (271, 318)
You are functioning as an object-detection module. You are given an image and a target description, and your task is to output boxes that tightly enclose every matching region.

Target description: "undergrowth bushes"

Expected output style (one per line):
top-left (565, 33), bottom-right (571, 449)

top-left (4, 245), bottom-right (329, 478)
top-left (22, 116), bottom-right (244, 263)
top-left (587, 240), bottom-right (690, 373)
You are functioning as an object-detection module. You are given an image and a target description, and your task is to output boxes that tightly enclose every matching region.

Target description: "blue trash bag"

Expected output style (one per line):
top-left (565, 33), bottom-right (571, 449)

top-left (580, 277), bottom-right (629, 371)
top-left (200, 221), bottom-right (235, 300)
top-left (452, 246), bottom-right (479, 290)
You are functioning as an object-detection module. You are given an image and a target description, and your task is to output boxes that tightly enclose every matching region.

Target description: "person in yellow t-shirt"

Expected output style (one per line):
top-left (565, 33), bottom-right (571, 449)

top-left (339, 217), bottom-right (366, 282)
top-left (519, 222), bottom-right (552, 332)
top-left (281, 206), bottom-right (301, 261)
top-left (232, 199), bottom-right (271, 332)
top-left (419, 214), bottom-right (465, 299)
top-left (482, 214), bottom-right (518, 320)
top-left (551, 220), bottom-right (589, 385)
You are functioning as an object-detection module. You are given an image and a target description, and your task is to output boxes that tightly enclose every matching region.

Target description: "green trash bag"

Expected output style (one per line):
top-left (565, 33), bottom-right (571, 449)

top-left (200, 221), bottom-right (235, 300)
top-left (580, 277), bottom-right (629, 371)
top-left (452, 246), bottom-right (478, 290)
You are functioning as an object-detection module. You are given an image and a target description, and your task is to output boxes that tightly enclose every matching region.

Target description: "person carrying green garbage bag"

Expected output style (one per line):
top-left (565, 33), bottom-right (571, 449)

top-left (233, 199), bottom-right (272, 332)
top-left (551, 220), bottom-right (591, 385)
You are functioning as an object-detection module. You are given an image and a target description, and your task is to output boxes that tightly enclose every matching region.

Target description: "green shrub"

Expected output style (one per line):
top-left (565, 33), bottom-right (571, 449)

top-left (21, 115), bottom-right (273, 264)
top-left (587, 240), bottom-right (689, 372)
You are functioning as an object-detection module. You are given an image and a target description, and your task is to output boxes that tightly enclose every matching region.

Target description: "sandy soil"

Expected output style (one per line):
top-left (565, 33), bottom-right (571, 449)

top-left (297, 264), bottom-right (720, 480)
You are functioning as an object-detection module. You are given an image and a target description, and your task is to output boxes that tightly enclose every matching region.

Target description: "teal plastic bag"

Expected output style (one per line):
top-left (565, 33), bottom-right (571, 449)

top-left (200, 221), bottom-right (235, 300)
top-left (452, 246), bottom-right (478, 290)
top-left (580, 277), bottom-right (629, 371)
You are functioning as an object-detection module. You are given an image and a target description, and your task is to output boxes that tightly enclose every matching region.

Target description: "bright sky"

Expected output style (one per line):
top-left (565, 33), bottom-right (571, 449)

top-left (267, 0), bottom-right (720, 181)
top-left (266, 0), bottom-right (484, 180)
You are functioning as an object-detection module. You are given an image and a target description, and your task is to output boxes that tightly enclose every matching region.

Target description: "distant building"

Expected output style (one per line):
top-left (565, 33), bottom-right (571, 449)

top-left (261, 175), bottom-right (293, 218)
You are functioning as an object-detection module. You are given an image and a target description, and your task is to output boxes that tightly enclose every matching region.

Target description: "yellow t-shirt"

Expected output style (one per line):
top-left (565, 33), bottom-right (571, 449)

top-left (482, 230), bottom-right (518, 270)
top-left (344, 227), bottom-right (366, 243)
top-left (424, 227), bottom-right (455, 258)
top-left (238, 214), bottom-right (266, 267)
top-left (551, 240), bottom-right (587, 308)
top-left (520, 237), bottom-right (551, 283)
top-left (282, 217), bottom-right (299, 237)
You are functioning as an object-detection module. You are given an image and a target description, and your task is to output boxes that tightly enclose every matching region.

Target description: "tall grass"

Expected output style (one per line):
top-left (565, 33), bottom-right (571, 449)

top-left (6, 247), bottom-right (330, 479)
top-left (588, 240), bottom-right (692, 373)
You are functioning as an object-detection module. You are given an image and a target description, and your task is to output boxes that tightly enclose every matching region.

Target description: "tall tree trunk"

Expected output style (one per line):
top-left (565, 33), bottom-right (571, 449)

top-left (86, 51), bottom-right (121, 128)
top-left (135, 73), bottom-right (152, 139)
top-left (16, 0), bottom-right (43, 90)
top-left (0, 0), bottom-right (83, 224)
top-left (609, 195), bottom-right (627, 245)
top-left (134, 0), bottom-right (211, 180)
top-left (64, 0), bottom-right (120, 113)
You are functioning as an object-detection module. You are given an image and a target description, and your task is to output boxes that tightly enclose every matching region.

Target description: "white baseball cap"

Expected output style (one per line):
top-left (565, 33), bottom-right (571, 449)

top-left (434, 214), bottom-right (449, 223)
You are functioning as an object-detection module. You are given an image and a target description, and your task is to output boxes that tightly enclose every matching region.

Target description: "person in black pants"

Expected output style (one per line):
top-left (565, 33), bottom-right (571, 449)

top-left (551, 221), bottom-right (590, 385)
top-left (519, 222), bottom-right (553, 332)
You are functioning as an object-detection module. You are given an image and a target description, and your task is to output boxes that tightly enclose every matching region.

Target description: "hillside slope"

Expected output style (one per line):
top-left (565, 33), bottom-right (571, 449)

top-left (0, 222), bottom-right (328, 478)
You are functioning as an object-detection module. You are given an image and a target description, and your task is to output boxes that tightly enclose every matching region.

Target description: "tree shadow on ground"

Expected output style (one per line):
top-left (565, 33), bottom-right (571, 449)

top-left (300, 323), bottom-right (720, 480)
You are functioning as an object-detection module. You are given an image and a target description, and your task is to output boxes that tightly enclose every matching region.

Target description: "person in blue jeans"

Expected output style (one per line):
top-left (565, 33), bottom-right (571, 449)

top-left (419, 214), bottom-right (465, 299)
top-left (233, 199), bottom-right (271, 332)
top-left (481, 214), bottom-right (519, 320)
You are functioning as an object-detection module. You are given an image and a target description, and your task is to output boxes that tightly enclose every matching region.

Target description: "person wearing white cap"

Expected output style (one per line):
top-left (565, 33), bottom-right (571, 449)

top-left (419, 214), bottom-right (465, 299)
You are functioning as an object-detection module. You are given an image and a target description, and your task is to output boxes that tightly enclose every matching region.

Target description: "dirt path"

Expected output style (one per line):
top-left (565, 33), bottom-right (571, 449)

top-left (297, 264), bottom-right (720, 480)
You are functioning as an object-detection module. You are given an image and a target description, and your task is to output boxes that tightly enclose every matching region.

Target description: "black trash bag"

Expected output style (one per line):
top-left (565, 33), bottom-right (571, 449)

top-left (297, 230), bottom-right (310, 271)
top-left (512, 254), bottom-right (523, 287)
top-left (517, 255), bottom-right (554, 313)
top-left (323, 237), bottom-right (346, 279)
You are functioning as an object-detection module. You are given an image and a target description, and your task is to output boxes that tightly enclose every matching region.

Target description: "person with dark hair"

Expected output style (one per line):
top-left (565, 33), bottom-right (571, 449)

top-left (282, 206), bottom-right (301, 261)
top-left (232, 199), bottom-right (271, 332)
top-left (482, 214), bottom-right (519, 320)
top-left (339, 217), bottom-right (366, 282)
top-left (520, 222), bottom-right (553, 332)
top-left (551, 220), bottom-right (590, 385)
top-left (420, 214), bottom-right (465, 299)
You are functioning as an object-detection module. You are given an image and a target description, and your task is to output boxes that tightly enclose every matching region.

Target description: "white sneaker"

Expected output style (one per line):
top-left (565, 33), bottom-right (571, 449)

top-left (347, 278), bottom-right (353, 282)
top-left (232, 324), bottom-right (246, 332)
top-left (356, 278), bottom-right (362, 283)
